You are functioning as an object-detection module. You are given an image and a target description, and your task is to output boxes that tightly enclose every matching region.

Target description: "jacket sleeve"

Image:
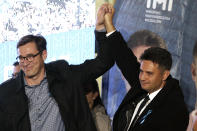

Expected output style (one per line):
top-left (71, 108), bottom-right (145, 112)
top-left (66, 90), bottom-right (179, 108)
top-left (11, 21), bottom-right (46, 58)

top-left (106, 31), bottom-right (140, 89)
top-left (155, 107), bottom-right (189, 131)
top-left (69, 30), bottom-right (114, 83)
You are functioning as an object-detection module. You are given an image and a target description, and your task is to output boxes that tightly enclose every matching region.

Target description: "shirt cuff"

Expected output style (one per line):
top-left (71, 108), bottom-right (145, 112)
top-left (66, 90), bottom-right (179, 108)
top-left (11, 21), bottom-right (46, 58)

top-left (106, 30), bottom-right (116, 37)
top-left (96, 28), bottom-right (106, 32)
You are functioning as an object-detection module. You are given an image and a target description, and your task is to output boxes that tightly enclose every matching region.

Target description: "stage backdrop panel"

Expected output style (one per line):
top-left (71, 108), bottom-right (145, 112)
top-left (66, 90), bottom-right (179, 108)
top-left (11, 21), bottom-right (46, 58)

top-left (102, 0), bottom-right (197, 119)
top-left (0, 0), bottom-right (95, 83)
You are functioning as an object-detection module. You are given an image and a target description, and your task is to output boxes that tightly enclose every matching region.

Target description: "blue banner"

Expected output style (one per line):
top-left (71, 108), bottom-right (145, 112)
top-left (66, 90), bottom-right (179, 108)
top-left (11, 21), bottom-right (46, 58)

top-left (102, 0), bottom-right (197, 119)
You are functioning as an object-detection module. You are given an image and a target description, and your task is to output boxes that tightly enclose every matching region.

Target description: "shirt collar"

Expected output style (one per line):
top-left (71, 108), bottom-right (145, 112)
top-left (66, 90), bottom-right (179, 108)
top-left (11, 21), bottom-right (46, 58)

top-left (148, 88), bottom-right (162, 101)
top-left (24, 72), bottom-right (47, 87)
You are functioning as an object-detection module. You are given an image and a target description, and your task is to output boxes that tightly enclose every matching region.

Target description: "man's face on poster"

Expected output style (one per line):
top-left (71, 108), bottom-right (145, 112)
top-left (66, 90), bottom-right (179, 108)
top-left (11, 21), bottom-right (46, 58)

top-left (123, 45), bottom-right (151, 92)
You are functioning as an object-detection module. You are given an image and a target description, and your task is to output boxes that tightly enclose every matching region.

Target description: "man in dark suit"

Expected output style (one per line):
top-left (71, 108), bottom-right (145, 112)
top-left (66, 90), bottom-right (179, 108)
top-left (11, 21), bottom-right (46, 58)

top-left (0, 9), bottom-right (114, 131)
top-left (95, 3), bottom-right (189, 131)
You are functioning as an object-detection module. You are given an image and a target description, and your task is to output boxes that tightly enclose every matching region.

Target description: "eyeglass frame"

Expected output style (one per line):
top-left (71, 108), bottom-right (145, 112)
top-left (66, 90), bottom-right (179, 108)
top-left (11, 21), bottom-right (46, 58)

top-left (16, 51), bottom-right (43, 63)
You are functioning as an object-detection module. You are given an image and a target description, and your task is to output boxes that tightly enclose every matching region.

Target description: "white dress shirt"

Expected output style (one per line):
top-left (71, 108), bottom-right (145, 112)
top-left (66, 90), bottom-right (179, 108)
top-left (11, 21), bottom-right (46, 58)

top-left (127, 88), bottom-right (162, 131)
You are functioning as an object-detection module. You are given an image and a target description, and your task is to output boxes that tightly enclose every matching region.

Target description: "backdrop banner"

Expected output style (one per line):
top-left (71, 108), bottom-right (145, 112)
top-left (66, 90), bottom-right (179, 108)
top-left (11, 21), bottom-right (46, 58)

top-left (102, 0), bottom-right (197, 119)
top-left (0, 0), bottom-right (95, 83)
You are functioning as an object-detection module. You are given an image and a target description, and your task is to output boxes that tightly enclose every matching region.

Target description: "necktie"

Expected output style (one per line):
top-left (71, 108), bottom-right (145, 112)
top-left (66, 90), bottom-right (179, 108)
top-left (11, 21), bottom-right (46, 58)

top-left (129, 95), bottom-right (150, 130)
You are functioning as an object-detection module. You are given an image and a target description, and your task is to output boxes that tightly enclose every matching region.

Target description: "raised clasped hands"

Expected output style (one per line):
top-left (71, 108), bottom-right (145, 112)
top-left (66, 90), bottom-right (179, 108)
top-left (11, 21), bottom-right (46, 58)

top-left (96, 3), bottom-right (115, 32)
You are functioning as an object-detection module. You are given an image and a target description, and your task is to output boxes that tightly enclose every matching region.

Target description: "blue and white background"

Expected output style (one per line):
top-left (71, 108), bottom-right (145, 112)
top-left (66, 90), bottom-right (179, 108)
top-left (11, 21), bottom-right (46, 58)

top-left (0, 0), bottom-right (95, 83)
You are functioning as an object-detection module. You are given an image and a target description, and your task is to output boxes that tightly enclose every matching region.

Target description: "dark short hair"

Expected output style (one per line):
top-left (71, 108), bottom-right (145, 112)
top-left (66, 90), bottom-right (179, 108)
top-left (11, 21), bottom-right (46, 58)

top-left (13, 61), bottom-right (19, 66)
top-left (82, 80), bottom-right (104, 109)
top-left (193, 41), bottom-right (197, 63)
top-left (17, 35), bottom-right (47, 52)
top-left (140, 47), bottom-right (172, 70)
top-left (127, 30), bottom-right (166, 49)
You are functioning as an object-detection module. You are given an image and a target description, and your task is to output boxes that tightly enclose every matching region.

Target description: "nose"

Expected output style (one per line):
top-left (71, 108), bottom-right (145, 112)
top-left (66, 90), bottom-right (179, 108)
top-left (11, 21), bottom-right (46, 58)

top-left (21, 59), bottom-right (30, 66)
top-left (139, 72), bottom-right (146, 81)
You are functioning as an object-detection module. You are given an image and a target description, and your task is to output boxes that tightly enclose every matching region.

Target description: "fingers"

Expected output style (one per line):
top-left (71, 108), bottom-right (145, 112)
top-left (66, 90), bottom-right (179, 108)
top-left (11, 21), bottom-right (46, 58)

top-left (104, 4), bottom-right (115, 21)
top-left (95, 3), bottom-right (115, 31)
top-left (99, 3), bottom-right (114, 14)
top-left (95, 4), bottom-right (107, 30)
top-left (100, 3), bottom-right (109, 11)
top-left (107, 4), bottom-right (112, 13)
top-left (107, 4), bottom-right (115, 15)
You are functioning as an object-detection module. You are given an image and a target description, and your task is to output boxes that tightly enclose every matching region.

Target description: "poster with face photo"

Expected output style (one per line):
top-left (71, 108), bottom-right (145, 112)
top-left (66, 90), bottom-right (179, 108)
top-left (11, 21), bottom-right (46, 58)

top-left (100, 0), bottom-right (197, 119)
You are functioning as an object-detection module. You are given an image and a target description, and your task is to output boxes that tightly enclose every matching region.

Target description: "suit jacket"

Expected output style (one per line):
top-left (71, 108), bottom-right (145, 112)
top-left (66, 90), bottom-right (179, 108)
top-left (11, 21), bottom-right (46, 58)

top-left (0, 37), bottom-right (114, 131)
top-left (96, 31), bottom-right (189, 131)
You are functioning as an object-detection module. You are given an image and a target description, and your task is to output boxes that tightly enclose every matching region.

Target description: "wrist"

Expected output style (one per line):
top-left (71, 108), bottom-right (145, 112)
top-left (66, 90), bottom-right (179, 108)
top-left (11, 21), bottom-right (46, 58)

top-left (105, 21), bottom-right (115, 33)
top-left (96, 24), bottom-right (105, 31)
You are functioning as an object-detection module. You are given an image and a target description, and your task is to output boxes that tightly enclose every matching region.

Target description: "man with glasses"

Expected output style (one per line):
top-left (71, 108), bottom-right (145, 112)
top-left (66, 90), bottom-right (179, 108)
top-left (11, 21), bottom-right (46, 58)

top-left (0, 33), bottom-right (114, 130)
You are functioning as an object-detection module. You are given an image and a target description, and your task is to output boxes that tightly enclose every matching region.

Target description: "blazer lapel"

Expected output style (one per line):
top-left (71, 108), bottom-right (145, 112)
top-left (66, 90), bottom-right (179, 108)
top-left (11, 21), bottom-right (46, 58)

top-left (135, 106), bottom-right (153, 127)
top-left (134, 77), bottom-right (174, 127)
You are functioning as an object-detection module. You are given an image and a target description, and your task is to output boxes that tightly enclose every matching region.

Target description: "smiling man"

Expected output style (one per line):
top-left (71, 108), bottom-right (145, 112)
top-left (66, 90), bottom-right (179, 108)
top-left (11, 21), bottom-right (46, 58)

top-left (0, 32), bottom-right (114, 130)
top-left (95, 3), bottom-right (189, 131)
top-left (17, 40), bottom-right (46, 85)
top-left (123, 30), bottom-right (167, 92)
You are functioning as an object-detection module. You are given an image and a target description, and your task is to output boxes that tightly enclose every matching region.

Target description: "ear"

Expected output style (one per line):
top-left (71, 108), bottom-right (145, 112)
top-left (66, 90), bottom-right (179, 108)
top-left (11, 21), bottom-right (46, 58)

top-left (162, 70), bottom-right (170, 81)
top-left (191, 63), bottom-right (196, 81)
top-left (93, 92), bottom-right (99, 100)
top-left (42, 50), bottom-right (47, 60)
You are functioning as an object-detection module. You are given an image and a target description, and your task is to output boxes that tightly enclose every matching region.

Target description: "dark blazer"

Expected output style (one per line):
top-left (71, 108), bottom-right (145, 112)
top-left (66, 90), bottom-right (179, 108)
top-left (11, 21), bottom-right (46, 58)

top-left (0, 39), bottom-right (114, 131)
top-left (96, 31), bottom-right (189, 131)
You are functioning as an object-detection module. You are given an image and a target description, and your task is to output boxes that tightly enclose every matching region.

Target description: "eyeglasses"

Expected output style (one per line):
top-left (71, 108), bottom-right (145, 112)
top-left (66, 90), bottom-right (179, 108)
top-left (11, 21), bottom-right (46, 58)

top-left (16, 51), bottom-right (42, 63)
